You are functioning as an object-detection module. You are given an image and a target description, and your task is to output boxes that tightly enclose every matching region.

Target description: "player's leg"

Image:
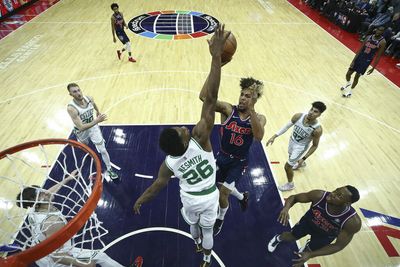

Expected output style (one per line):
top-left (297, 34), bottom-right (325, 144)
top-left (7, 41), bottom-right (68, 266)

top-left (228, 161), bottom-right (249, 211)
top-left (199, 189), bottom-right (219, 267)
top-left (279, 141), bottom-right (307, 191)
top-left (119, 31), bottom-right (135, 62)
top-left (75, 129), bottom-right (90, 145)
top-left (342, 68), bottom-right (355, 90)
top-left (90, 126), bottom-right (118, 179)
top-left (268, 217), bottom-right (308, 253)
top-left (215, 183), bottom-right (232, 236)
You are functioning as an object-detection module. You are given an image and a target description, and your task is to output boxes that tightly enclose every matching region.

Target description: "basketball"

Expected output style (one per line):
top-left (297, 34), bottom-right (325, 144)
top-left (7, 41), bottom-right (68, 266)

top-left (221, 32), bottom-right (237, 65)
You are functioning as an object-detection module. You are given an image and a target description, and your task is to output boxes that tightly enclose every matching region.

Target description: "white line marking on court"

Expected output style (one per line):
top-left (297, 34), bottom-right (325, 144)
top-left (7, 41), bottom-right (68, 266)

top-left (1, 70), bottom-right (399, 135)
top-left (134, 173), bottom-right (153, 179)
top-left (110, 162), bottom-right (121, 170)
top-left (99, 227), bottom-right (225, 267)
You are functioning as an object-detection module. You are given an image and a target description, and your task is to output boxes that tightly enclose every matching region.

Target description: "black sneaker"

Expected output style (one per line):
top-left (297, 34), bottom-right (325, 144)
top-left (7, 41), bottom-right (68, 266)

top-left (213, 219), bottom-right (224, 236)
top-left (267, 234), bottom-right (281, 253)
top-left (200, 260), bottom-right (211, 267)
top-left (239, 191), bottom-right (249, 211)
top-left (195, 241), bottom-right (203, 253)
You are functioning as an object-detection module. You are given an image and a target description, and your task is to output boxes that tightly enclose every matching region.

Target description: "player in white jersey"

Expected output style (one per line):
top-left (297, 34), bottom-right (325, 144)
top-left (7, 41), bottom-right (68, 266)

top-left (133, 24), bottom-right (230, 267)
top-left (16, 170), bottom-right (124, 267)
top-left (266, 101), bottom-right (326, 191)
top-left (67, 83), bottom-right (118, 180)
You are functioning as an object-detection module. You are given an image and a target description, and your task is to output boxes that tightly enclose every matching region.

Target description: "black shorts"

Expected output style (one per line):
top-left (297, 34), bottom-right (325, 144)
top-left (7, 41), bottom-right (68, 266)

top-left (116, 30), bottom-right (130, 44)
top-left (291, 217), bottom-right (336, 251)
top-left (216, 152), bottom-right (248, 185)
top-left (350, 55), bottom-right (372, 75)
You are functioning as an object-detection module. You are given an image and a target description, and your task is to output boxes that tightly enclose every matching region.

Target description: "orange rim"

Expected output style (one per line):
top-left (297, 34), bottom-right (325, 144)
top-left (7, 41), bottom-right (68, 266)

top-left (0, 139), bottom-right (102, 267)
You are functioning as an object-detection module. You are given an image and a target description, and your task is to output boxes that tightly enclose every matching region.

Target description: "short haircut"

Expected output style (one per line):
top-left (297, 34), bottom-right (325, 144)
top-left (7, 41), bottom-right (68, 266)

top-left (111, 3), bottom-right (119, 10)
top-left (67, 83), bottom-right (79, 91)
top-left (312, 101), bottom-right (327, 113)
top-left (16, 186), bottom-right (40, 209)
top-left (345, 185), bottom-right (360, 203)
top-left (240, 77), bottom-right (264, 99)
top-left (159, 128), bottom-right (185, 156)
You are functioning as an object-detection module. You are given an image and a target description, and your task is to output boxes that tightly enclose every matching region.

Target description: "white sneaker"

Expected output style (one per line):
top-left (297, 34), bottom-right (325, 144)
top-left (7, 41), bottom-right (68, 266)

top-left (278, 182), bottom-right (295, 191)
top-left (396, 63), bottom-right (400, 69)
top-left (268, 234), bottom-right (281, 252)
top-left (340, 82), bottom-right (351, 91)
top-left (342, 87), bottom-right (352, 97)
top-left (293, 161), bottom-right (307, 170)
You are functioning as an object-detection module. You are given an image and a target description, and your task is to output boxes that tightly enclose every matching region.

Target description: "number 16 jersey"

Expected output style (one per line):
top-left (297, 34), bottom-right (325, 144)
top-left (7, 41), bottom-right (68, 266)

top-left (165, 138), bottom-right (216, 194)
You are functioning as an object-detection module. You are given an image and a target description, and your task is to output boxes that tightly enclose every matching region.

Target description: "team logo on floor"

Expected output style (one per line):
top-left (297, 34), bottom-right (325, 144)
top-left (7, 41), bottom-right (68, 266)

top-left (128, 11), bottom-right (219, 40)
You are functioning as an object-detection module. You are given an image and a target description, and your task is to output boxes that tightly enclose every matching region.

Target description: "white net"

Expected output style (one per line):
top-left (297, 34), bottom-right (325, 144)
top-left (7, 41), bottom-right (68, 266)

top-left (0, 140), bottom-right (108, 265)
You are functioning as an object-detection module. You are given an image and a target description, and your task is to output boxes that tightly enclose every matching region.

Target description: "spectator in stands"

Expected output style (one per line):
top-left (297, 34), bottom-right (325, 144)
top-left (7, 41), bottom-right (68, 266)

top-left (359, 6), bottom-right (394, 40)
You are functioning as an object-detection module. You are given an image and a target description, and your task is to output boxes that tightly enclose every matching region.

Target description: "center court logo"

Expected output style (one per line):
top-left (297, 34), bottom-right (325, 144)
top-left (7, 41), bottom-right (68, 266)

top-left (128, 10), bottom-right (219, 40)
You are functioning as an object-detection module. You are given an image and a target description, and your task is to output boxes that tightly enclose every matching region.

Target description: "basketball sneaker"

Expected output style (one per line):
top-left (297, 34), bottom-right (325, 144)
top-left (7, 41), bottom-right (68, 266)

top-left (195, 241), bottom-right (203, 253)
top-left (129, 57), bottom-right (136, 63)
top-left (117, 50), bottom-right (122, 60)
top-left (268, 234), bottom-right (282, 252)
top-left (342, 88), bottom-right (352, 98)
top-left (107, 169), bottom-right (119, 180)
top-left (239, 191), bottom-right (249, 211)
top-left (213, 219), bottom-right (224, 236)
top-left (293, 161), bottom-right (307, 170)
top-left (200, 260), bottom-right (211, 267)
top-left (278, 182), bottom-right (295, 192)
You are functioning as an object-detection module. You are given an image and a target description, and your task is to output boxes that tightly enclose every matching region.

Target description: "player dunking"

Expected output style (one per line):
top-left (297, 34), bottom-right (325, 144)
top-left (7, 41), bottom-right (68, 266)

top-left (111, 3), bottom-right (136, 63)
top-left (133, 24), bottom-right (230, 267)
top-left (341, 26), bottom-right (386, 97)
top-left (199, 78), bottom-right (266, 236)
top-left (67, 83), bottom-right (118, 180)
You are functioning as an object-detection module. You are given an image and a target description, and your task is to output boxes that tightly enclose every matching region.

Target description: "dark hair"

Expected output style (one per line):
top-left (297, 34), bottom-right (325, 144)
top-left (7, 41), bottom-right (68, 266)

top-left (345, 185), bottom-right (360, 203)
top-left (111, 3), bottom-right (119, 10)
top-left (240, 77), bottom-right (264, 99)
top-left (159, 128), bottom-right (185, 156)
top-left (16, 186), bottom-right (40, 209)
top-left (67, 83), bottom-right (79, 91)
top-left (312, 101), bottom-right (327, 113)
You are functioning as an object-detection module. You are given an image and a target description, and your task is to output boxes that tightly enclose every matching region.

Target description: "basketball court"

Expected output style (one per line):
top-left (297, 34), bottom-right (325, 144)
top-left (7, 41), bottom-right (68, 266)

top-left (0, 0), bottom-right (400, 266)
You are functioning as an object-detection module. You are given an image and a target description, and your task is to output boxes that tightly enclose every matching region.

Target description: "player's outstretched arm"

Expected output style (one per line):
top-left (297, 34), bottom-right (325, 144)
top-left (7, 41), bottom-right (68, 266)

top-left (192, 24), bottom-right (229, 150)
top-left (277, 190), bottom-right (324, 226)
top-left (133, 161), bottom-right (173, 214)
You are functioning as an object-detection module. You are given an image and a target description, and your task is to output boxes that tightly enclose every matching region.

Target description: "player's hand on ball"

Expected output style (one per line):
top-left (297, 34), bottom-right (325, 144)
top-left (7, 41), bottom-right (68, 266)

top-left (208, 23), bottom-right (230, 58)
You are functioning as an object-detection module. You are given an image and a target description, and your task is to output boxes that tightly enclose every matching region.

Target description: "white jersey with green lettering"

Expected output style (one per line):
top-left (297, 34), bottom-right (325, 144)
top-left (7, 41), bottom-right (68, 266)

top-left (165, 138), bottom-right (216, 194)
top-left (290, 113), bottom-right (320, 146)
top-left (68, 96), bottom-right (94, 129)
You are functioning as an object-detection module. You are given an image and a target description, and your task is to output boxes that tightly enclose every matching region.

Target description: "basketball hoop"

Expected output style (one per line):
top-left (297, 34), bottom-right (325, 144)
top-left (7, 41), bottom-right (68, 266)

top-left (0, 139), bottom-right (103, 267)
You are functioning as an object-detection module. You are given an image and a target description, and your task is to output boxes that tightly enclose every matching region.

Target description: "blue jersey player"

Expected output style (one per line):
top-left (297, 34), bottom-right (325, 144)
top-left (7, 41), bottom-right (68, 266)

top-left (110, 3), bottom-right (136, 63)
top-left (199, 77), bottom-right (266, 236)
top-left (267, 186), bottom-right (361, 267)
top-left (341, 26), bottom-right (386, 97)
